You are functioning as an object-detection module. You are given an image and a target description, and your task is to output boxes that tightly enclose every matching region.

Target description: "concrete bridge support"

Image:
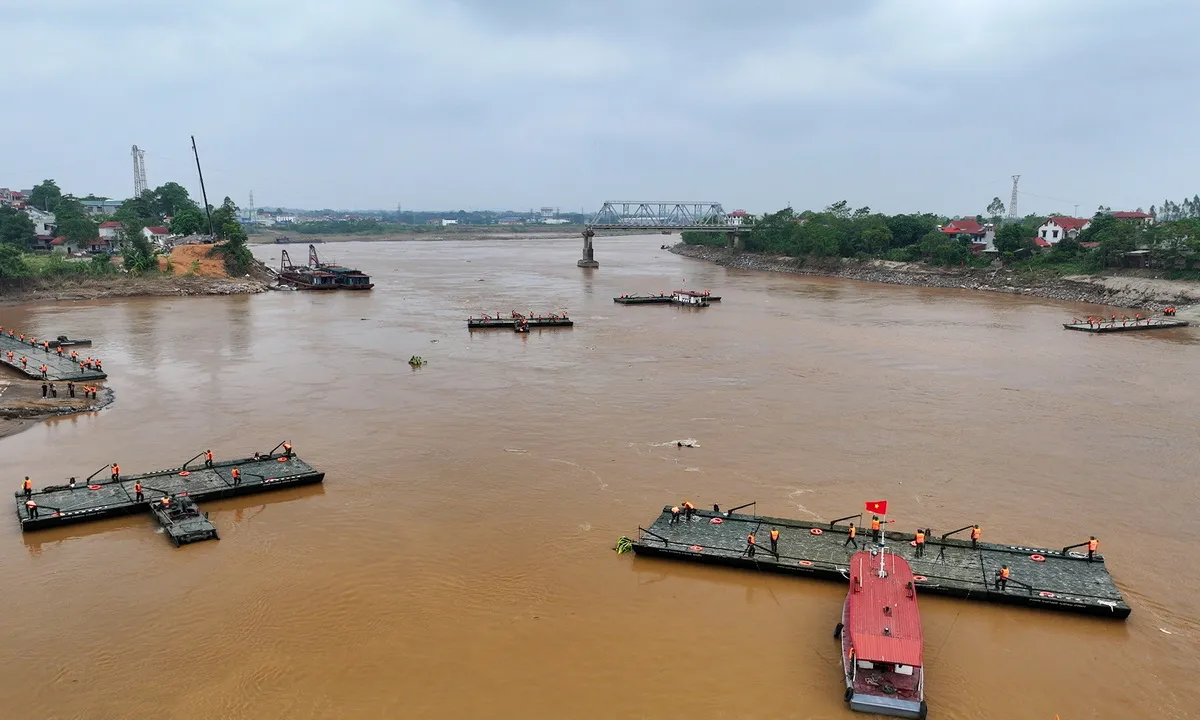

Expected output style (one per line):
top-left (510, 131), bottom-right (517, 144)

top-left (577, 229), bottom-right (599, 268)
top-left (726, 231), bottom-right (742, 250)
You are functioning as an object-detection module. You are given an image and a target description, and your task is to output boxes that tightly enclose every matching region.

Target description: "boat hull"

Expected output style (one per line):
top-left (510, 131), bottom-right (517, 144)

top-left (847, 693), bottom-right (926, 719)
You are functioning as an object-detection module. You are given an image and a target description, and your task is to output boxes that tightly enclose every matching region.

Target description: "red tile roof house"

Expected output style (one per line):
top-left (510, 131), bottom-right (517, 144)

top-left (1112, 211), bottom-right (1154, 225)
top-left (98, 221), bottom-right (121, 242)
top-left (940, 219), bottom-right (998, 252)
top-left (142, 226), bottom-right (171, 244)
top-left (1037, 217), bottom-right (1091, 244)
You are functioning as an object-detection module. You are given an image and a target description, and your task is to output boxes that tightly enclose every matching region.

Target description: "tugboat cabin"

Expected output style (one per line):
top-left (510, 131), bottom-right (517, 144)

top-left (672, 289), bottom-right (711, 307)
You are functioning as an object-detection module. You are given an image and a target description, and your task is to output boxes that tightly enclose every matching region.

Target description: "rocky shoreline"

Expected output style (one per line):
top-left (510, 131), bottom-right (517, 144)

top-left (670, 244), bottom-right (1200, 310)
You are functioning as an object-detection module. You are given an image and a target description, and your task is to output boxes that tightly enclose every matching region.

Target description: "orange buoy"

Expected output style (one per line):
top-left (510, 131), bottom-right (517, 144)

top-left (1039, 591), bottom-right (1057, 598)
top-left (277, 457), bottom-right (287, 462)
top-left (913, 575), bottom-right (928, 582)
top-left (87, 484), bottom-right (101, 490)
top-left (179, 471), bottom-right (190, 477)
top-left (689, 545), bottom-right (703, 552)
top-left (798, 560), bottom-right (813, 566)
top-left (810, 528), bottom-right (823, 535)
top-left (710, 517), bottom-right (724, 524)
top-left (1030, 554), bottom-right (1046, 562)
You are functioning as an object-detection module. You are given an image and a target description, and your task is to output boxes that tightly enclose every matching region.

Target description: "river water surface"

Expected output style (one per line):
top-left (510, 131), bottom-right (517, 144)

top-left (2, 235), bottom-right (1198, 720)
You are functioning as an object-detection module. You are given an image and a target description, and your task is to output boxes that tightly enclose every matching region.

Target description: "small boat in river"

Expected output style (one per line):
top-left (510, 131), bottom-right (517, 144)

top-left (836, 549), bottom-right (927, 719)
top-left (47, 335), bottom-right (92, 348)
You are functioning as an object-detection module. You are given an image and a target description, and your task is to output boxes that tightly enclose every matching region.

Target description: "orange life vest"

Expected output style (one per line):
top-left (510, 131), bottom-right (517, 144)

top-left (112, 464), bottom-right (119, 474)
top-left (916, 531), bottom-right (925, 544)
top-left (1000, 567), bottom-right (1010, 579)
top-left (871, 519), bottom-right (880, 531)
top-left (747, 533), bottom-right (756, 545)
top-left (770, 530), bottom-right (779, 542)
top-left (848, 526), bottom-right (856, 538)
top-left (23, 479), bottom-right (32, 490)
top-left (1088, 539), bottom-right (1098, 551)
top-left (971, 527), bottom-right (981, 540)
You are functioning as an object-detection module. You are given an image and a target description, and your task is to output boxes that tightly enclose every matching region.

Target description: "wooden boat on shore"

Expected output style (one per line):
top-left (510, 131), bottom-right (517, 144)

top-left (278, 249), bottom-right (338, 290)
top-left (308, 245), bottom-right (373, 290)
top-left (837, 549), bottom-right (927, 719)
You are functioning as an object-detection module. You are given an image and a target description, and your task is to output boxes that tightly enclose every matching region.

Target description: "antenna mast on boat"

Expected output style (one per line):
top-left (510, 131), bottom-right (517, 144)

top-left (191, 135), bottom-right (215, 237)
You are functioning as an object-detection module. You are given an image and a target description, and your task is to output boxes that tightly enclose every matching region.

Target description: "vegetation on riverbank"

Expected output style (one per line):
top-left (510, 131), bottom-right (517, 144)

top-left (683, 199), bottom-right (1200, 278)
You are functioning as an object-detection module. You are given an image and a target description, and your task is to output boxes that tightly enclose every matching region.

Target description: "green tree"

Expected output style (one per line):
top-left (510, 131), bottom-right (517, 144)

top-left (994, 224), bottom-right (1035, 255)
top-left (28, 180), bottom-right (63, 212)
top-left (860, 225), bottom-right (894, 255)
top-left (114, 190), bottom-right (159, 224)
top-left (53, 195), bottom-right (87, 220)
top-left (120, 220), bottom-right (157, 272)
top-left (210, 220), bottom-right (254, 275)
top-left (209, 197), bottom-right (240, 234)
top-left (169, 207), bottom-right (205, 236)
top-left (58, 216), bottom-right (99, 247)
top-left (0, 205), bottom-right (37, 249)
top-left (151, 182), bottom-right (197, 218)
top-left (986, 197), bottom-right (1005, 222)
top-left (0, 243), bottom-right (28, 279)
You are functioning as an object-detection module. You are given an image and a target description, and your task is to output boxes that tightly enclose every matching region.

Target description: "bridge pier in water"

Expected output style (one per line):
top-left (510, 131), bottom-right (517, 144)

top-left (726, 231), bottom-right (742, 250)
top-left (577, 229), bottom-right (599, 268)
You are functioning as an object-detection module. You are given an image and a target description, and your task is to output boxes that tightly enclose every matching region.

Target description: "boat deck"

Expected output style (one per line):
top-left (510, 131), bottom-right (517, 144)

top-left (1063, 319), bottom-right (1188, 333)
top-left (0, 335), bottom-right (107, 381)
top-left (614, 294), bottom-right (721, 304)
top-left (467, 316), bottom-right (573, 329)
top-left (13, 451), bottom-right (324, 532)
top-left (631, 506), bottom-right (1129, 618)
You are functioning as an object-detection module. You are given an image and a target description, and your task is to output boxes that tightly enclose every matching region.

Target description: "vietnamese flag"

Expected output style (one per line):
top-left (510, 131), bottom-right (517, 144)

top-left (865, 500), bottom-right (888, 515)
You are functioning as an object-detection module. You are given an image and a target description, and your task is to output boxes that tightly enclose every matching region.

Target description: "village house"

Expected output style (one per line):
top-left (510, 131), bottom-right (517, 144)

top-left (80, 199), bottom-right (123, 217)
top-left (142, 225), bottom-right (171, 246)
top-left (1037, 217), bottom-right (1091, 244)
top-left (728, 209), bottom-right (749, 226)
top-left (98, 221), bottom-right (121, 242)
top-left (939, 218), bottom-right (996, 252)
top-left (1112, 211), bottom-right (1154, 225)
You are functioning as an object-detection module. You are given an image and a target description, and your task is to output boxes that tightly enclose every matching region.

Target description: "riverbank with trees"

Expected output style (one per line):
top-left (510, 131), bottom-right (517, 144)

top-left (677, 200), bottom-right (1200, 309)
top-left (0, 180), bottom-right (264, 303)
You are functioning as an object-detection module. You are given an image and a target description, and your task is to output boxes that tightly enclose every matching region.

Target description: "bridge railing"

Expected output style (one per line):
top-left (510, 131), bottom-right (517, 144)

top-left (586, 202), bottom-right (752, 231)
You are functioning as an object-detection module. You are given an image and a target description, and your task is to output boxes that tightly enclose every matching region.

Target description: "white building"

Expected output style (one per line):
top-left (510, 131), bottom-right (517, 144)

top-left (1037, 217), bottom-right (1091, 244)
top-left (441, 219), bottom-right (458, 226)
top-left (26, 209), bottom-right (56, 236)
top-left (143, 226), bottom-right (171, 245)
top-left (98, 221), bottom-right (121, 242)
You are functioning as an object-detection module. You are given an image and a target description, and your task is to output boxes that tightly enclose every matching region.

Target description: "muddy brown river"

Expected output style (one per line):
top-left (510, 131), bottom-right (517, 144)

top-left (2, 235), bottom-right (1197, 719)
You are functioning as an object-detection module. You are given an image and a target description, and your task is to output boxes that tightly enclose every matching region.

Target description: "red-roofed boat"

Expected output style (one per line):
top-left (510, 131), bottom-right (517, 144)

top-left (835, 549), bottom-right (927, 719)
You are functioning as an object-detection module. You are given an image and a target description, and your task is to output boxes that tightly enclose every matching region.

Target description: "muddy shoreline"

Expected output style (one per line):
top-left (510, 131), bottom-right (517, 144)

top-left (0, 382), bottom-right (115, 439)
top-left (670, 244), bottom-right (1200, 310)
top-left (0, 272), bottom-right (269, 307)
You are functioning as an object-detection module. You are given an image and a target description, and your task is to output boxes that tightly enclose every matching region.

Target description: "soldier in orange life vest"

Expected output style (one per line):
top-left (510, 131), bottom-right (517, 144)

top-left (746, 531), bottom-right (757, 557)
top-left (971, 525), bottom-right (981, 548)
top-left (134, 481), bottom-right (144, 502)
top-left (70, 350), bottom-right (77, 361)
top-left (231, 467), bottom-right (241, 485)
top-left (25, 499), bottom-right (38, 519)
top-left (670, 505), bottom-right (680, 524)
top-left (56, 346), bottom-right (63, 357)
top-left (914, 528), bottom-right (926, 558)
top-left (769, 528), bottom-right (780, 555)
top-left (282, 442), bottom-right (293, 458)
top-left (40, 364), bottom-right (47, 379)
top-left (870, 515), bottom-right (881, 543)
top-left (1087, 536), bottom-right (1099, 562)
top-left (111, 463), bottom-right (120, 481)
top-left (22, 477), bottom-right (32, 498)
top-left (161, 495), bottom-right (171, 509)
top-left (20, 356), bottom-right (27, 368)
top-left (204, 450), bottom-right (214, 468)
top-left (844, 522), bottom-right (858, 549)
top-left (996, 565), bottom-right (1010, 591)
top-left (681, 500), bottom-right (694, 521)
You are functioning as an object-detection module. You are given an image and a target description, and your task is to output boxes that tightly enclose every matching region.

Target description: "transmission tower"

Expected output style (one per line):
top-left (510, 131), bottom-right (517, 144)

top-left (1007, 175), bottom-right (1020, 219)
top-left (131, 145), bottom-right (148, 196)
top-left (248, 190), bottom-right (255, 222)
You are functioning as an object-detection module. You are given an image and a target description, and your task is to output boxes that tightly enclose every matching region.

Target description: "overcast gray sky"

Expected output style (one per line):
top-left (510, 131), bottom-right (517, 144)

top-left (4, 0), bottom-right (1198, 216)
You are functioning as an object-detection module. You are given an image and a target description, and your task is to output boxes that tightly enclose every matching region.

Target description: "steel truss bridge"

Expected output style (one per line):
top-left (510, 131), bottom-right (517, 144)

top-left (578, 201), bottom-right (751, 268)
